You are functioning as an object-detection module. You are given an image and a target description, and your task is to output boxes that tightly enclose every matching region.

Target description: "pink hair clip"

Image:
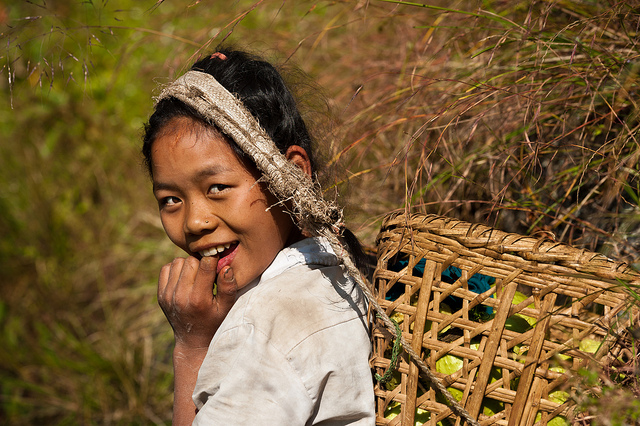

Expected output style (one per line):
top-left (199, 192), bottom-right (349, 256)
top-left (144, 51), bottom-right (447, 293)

top-left (210, 52), bottom-right (227, 60)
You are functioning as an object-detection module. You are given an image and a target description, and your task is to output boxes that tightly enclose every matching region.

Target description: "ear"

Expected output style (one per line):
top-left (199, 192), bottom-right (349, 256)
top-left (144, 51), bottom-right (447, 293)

top-left (285, 145), bottom-right (312, 178)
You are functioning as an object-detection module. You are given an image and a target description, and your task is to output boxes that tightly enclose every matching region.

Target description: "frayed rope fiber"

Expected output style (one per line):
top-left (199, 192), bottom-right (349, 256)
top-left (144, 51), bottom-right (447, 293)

top-left (156, 71), bottom-right (481, 426)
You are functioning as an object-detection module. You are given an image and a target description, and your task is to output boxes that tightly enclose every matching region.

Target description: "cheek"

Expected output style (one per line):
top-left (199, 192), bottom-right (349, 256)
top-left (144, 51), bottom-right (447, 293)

top-left (237, 188), bottom-right (274, 224)
top-left (235, 190), bottom-right (292, 245)
top-left (263, 192), bottom-right (295, 237)
top-left (251, 194), bottom-right (289, 230)
top-left (270, 207), bottom-right (294, 238)
top-left (257, 207), bottom-right (295, 250)
top-left (160, 215), bottom-right (186, 246)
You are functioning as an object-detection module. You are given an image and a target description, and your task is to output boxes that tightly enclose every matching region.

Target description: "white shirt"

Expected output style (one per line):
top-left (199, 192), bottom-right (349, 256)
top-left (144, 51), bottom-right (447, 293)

top-left (192, 237), bottom-right (375, 425)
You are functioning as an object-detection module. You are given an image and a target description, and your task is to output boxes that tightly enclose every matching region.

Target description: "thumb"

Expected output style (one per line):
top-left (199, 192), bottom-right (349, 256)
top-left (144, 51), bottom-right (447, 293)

top-left (192, 255), bottom-right (218, 300)
top-left (216, 265), bottom-right (238, 311)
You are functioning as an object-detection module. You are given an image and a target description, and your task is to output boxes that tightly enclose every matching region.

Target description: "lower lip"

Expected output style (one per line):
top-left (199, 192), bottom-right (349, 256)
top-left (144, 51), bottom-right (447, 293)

top-left (216, 244), bottom-right (238, 274)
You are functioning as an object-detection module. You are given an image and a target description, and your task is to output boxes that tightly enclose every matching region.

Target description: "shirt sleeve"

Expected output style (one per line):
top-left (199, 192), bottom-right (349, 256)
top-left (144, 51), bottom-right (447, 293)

top-left (192, 323), bottom-right (315, 426)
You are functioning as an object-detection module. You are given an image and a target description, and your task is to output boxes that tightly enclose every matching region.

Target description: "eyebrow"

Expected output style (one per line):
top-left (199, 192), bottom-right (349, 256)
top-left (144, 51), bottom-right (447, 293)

top-left (195, 165), bottom-right (228, 179)
top-left (153, 165), bottom-right (229, 192)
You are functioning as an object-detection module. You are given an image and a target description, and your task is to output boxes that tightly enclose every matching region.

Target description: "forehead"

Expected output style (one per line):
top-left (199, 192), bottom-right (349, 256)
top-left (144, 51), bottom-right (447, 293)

top-left (151, 117), bottom-right (250, 179)
top-left (154, 116), bottom-right (224, 150)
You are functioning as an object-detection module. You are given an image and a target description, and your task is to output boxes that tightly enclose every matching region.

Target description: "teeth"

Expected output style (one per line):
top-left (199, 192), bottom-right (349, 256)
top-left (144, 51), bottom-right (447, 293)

top-left (199, 244), bottom-right (232, 257)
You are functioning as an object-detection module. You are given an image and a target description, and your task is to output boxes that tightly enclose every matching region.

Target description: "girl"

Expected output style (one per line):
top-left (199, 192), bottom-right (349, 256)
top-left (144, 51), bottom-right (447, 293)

top-left (142, 47), bottom-right (375, 425)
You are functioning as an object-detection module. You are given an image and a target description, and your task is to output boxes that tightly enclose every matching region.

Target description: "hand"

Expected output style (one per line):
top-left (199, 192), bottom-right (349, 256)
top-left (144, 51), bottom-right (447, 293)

top-left (158, 257), bottom-right (238, 425)
top-left (158, 256), bottom-right (238, 351)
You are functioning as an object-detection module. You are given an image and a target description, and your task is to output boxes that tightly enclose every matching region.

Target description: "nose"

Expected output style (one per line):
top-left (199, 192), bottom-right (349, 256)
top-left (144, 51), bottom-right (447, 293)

top-left (184, 199), bottom-right (216, 235)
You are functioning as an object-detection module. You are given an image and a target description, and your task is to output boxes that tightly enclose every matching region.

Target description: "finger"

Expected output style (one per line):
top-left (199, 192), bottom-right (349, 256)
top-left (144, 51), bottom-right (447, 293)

top-left (160, 257), bottom-right (185, 305)
top-left (173, 256), bottom-right (200, 305)
top-left (215, 265), bottom-right (238, 313)
top-left (158, 262), bottom-right (172, 296)
top-left (192, 255), bottom-right (219, 302)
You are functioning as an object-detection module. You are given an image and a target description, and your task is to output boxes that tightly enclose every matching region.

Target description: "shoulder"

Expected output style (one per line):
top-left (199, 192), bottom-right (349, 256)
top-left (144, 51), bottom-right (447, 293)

top-left (242, 263), bottom-right (367, 351)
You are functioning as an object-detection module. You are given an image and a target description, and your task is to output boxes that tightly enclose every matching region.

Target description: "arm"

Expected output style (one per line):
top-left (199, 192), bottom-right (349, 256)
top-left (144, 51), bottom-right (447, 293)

top-left (158, 256), bottom-right (237, 426)
top-left (172, 343), bottom-right (207, 426)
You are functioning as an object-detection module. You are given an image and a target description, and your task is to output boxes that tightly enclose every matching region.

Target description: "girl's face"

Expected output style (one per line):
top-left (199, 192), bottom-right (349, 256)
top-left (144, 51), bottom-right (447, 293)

top-left (151, 117), bottom-right (302, 289)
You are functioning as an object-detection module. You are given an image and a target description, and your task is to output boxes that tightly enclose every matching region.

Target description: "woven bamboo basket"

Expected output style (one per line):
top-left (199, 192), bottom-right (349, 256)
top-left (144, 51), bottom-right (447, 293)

top-left (371, 213), bottom-right (639, 426)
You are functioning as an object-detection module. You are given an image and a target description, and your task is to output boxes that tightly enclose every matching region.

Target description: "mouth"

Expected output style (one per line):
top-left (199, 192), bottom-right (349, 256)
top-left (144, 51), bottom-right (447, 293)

top-left (199, 242), bottom-right (239, 273)
top-left (199, 242), bottom-right (234, 258)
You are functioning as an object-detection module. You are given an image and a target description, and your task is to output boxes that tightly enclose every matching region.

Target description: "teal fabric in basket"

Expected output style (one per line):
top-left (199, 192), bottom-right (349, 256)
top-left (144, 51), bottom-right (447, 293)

top-left (387, 259), bottom-right (494, 316)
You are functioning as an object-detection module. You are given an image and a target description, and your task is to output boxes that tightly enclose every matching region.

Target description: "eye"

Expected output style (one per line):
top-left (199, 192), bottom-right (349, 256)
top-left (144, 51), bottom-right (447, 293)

top-left (160, 196), bottom-right (181, 208)
top-left (208, 184), bottom-right (229, 195)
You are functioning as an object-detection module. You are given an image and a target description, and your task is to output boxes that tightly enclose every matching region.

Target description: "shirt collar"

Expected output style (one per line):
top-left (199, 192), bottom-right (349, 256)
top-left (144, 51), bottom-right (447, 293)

top-left (238, 237), bottom-right (340, 296)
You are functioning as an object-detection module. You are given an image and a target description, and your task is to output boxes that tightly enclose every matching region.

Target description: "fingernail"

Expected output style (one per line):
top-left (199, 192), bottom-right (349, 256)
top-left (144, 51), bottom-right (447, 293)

top-left (223, 266), bottom-right (234, 282)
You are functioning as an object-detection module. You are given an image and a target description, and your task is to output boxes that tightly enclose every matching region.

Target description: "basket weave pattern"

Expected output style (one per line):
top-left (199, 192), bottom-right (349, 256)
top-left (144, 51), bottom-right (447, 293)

top-left (371, 213), bottom-right (639, 426)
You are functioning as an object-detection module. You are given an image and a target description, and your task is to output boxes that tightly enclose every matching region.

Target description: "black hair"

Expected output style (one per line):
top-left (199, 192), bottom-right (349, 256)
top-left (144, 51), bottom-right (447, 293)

top-left (142, 46), bottom-right (369, 275)
top-left (142, 47), bottom-right (316, 176)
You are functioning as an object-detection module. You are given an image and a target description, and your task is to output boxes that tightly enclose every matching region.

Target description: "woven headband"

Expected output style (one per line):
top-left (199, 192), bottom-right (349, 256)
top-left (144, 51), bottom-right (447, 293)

top-left (155, 70), bottom-right (343, 233)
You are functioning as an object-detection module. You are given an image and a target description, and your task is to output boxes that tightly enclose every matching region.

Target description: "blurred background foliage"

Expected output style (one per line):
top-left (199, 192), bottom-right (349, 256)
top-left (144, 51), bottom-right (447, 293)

top-left (1, 0), bottom-right (639, 424)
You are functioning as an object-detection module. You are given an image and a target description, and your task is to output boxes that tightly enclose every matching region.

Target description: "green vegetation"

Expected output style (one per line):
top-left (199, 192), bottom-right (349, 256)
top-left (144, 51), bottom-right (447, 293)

top-left (1, 0), bottom-right (638, 424)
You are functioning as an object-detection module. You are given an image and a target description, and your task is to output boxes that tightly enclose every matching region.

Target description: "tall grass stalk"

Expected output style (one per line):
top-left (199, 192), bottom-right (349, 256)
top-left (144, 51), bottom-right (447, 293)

top-left (333, 1), bottom-right (640, 265)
